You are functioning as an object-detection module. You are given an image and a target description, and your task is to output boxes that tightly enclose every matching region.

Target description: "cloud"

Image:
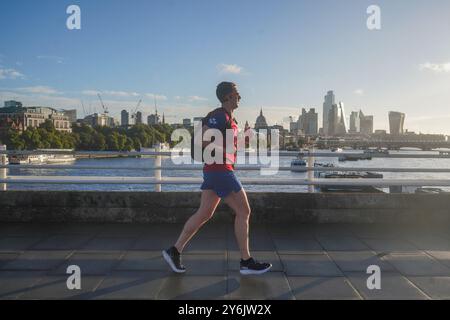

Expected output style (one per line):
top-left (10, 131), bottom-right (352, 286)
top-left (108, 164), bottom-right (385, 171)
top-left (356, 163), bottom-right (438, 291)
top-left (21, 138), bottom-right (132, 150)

top-left (188, 95), bottom-right (208, 102)
top-left (354, 89), bottom-right (364, 96)
top-left (1, 88), bottom-right (145, 117)
top-left (37, 55), bottom-right (65, 64)
top-left (17, 86), bottom-right (59, 94)
top-left (0, 90), bottom-right (79, 109)
top-left (217, 63), bottom-right (243, 74)
top-left (104, 90), bottom-right (139, 97)
top-left (419, 62), bottom-right (450, 73)
top-left (145, 93), bottom-right (167, 101)
top-left (81, 90), bottom-right (101, 96)
top-left (173, 95), bottom-right (208, 104)
top-left (0, 68), bottom-right (24, 80)
top-left (82, 90), bottom-right (140, 97)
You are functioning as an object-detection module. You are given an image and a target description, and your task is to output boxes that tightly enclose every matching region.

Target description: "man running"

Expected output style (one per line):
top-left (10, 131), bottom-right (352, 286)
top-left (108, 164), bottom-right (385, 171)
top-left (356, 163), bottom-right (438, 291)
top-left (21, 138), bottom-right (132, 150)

top-left (163, 81), bottom-right (272, 275)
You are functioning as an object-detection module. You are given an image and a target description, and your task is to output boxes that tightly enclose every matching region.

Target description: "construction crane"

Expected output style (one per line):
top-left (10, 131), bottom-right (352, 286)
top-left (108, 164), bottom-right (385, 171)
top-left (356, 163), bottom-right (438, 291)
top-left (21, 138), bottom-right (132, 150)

top-left (80, 100), bottom-right (87, 117)
top-left (132, 99), bottom-right (142, 117)
top-left (97, 93), bottom-right (109, 115)
top-left (154, 96), bottom-right (158, 115)
top-left (131, 99), bottom-right (142, 122)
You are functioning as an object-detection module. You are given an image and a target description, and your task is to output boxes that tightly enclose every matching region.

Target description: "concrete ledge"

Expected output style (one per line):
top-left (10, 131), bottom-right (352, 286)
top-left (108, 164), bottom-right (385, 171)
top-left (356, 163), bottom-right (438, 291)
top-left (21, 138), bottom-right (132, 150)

top-left (1, 191), bottom-right (450, 224)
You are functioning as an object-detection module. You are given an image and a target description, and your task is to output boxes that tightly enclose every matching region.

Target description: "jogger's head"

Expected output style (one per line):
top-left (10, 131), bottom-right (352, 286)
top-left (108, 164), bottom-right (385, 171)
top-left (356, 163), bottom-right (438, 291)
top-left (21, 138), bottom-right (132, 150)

top-left (216, 81), bottom-right (241, 110)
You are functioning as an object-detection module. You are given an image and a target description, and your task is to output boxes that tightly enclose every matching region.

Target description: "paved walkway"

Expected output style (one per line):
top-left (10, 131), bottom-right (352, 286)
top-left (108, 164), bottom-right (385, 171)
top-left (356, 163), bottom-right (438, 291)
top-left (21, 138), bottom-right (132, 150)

top-left (1, 222), bottom-right (450, 299)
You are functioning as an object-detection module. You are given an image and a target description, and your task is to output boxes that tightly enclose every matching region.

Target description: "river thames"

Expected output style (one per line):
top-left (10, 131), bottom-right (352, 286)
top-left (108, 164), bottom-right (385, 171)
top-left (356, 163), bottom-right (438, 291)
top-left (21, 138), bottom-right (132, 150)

top-left (4, 150), bottom-right (450, 193)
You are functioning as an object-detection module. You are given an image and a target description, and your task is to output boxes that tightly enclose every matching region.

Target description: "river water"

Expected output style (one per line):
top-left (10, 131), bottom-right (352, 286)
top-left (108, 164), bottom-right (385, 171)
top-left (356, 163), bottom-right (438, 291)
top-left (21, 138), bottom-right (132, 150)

top-left (4, 150), bottom-right (450, 193)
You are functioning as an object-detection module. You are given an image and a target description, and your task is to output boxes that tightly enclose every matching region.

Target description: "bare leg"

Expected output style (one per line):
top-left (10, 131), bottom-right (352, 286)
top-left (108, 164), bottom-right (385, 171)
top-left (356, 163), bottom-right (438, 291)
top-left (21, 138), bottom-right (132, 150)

top-left (224, 189), bottom-right (251, 260)
top-left (174, 190), bottom-right (221, 253)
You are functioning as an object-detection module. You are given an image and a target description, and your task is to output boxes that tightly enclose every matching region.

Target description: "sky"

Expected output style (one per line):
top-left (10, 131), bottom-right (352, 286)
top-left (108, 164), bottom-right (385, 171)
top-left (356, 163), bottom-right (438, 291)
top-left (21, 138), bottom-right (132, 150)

top-left (1, 0), bottom-right (450, 134)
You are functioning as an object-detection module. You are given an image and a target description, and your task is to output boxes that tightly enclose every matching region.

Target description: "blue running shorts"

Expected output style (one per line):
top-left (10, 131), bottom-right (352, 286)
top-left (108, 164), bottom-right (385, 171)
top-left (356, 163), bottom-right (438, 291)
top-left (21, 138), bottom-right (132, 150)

top-left (200, 171), bottom-right (243, 198)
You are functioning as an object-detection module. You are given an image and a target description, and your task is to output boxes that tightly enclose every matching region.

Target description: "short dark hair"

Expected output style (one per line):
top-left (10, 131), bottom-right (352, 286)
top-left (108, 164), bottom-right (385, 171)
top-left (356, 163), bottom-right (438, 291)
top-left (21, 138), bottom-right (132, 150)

top-left (216, 81), bottom-right (236, 103)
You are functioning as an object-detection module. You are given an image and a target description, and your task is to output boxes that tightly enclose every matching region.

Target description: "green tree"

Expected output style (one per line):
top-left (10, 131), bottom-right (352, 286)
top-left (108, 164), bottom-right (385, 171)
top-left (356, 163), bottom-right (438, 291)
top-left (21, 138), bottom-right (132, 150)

top-left (3, 120), bottom-right (176, 151)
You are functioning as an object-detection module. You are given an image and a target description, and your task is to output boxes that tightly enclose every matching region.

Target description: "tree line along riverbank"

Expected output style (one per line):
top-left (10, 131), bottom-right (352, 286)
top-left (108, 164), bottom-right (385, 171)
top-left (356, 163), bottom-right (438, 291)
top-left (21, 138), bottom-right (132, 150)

top-left (0, 120), bottom-right (182, 151)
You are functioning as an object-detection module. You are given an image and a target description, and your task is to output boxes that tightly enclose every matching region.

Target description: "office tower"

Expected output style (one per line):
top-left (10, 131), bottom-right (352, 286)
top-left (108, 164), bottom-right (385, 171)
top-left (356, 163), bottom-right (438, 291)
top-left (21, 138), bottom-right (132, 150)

top-left (62, 109), bottom-right (77, 123)
top-left (389, 111), bottom-right (405, 135)
top-left (147, 114), bottom-right (160, 125)
top-left (322, 91), bottom-right (335, 136)
top-left (4, 100), bottom-right (23, 108)
top-left (336, 102), bottom-right (347, 135)
top-left (183, 118), bottom-right (192, 127)
top-left (360, 110), bottom-right (374, 135)
top-left (349, 111), bottom-right (360, 133)
top-left (327, 102), bottom-right (347, 136)
top-left (298, 108), bottom-right (318, 135)
top-left (135, 111), bottom-right (143, 125)
top-left (328, 104), bottom-right (339, 136)
top-left (121, 110), bottom-right (129, 126)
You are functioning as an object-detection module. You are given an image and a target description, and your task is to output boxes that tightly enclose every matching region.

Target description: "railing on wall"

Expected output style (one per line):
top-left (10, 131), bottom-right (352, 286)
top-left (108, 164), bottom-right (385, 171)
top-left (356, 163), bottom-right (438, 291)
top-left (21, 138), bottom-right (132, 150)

top-left (1, 148), bottom-right (450, 192)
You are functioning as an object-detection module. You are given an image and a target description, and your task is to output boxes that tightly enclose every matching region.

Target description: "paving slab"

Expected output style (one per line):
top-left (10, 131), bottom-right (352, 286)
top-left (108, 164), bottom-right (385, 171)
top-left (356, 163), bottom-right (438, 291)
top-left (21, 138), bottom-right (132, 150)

top-left (81, 237), bottom-right (136, 251)
top-left (91, 271), bottom-right (167, 300)
top-left (350, 225), bottom-right (410, 239)
top-left (0, 250), bottom-right (71, 271)
top-left (0, 271), bottom-right (46, 299)
top-left (273, 237), bottom-right (323, 254)
top-left (179, 253), bottom-right (227, 276)
top-left (0, 253), bottom-right (20, 268)
top-left (345, 271), bottom-right (429, 300)
top-left (31, 235), bottom-right (93, 250)
top-left (268, 224), bottom-right (316, 238)
top-left (226, 271), bottom-right (294, 300)
top-left (328, 251), bottom-right (396, 272)
top-left (313, 224), bottom-right (356, 237)
top-left (0, 237), bottom-right (44, 252)
top-left (139, 224), bottom-right (184, 238)
top-left (195, 223), bottom-right (228, 239)
top-left (96, 223), bottom-right (148, 238)
top-left (237, 225), bottom-right (272, 238)
top-left (407, 277), bottom-right (450, 299)
top-left (51, 223), bottom-right (106, 236)
top-left (382, 252), bottom-right (450, 276)
top-left (279, 254), bottom-right (343, 277)
top-left (425, 251), bottom-right (450, 268)
top-left (228, 236), bottom-right (276, 251)
top-left (131, 235), bottom-right (174, 251)
top-left (287, 276), bottom-right (361, 300)
top-left (184, 237), bottom-right (227, 254)
top-left (116, 251), bottom-right (168, 271)
top-left (316, 236), bottom-right (370, 251)
top-left (360, 238), bottom-right (419, 253)
top-left (405, 235), bottom-right (450, 251)
top-left (19, 275), bottom-right (104, 299)
top-left (157, 275), bottom-right (227, 300)
top-left (51, 251), bottom-right (123, 275)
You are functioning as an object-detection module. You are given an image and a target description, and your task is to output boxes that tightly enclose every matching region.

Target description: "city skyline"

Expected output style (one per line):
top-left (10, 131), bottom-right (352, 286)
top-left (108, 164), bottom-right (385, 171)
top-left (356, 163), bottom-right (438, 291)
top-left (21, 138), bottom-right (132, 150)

top-left (1, 97), bottom-right (435, 139)
top-left (1, 0), bottom-right (450, 134)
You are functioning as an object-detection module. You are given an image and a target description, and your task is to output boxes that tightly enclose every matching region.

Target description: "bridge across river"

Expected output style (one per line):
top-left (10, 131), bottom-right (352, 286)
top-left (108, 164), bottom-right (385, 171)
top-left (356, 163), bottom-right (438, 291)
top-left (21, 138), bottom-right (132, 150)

top-left (316, 139), bottom-right (450, 151)
top-left (1, 149), bottom-right (450, 299)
